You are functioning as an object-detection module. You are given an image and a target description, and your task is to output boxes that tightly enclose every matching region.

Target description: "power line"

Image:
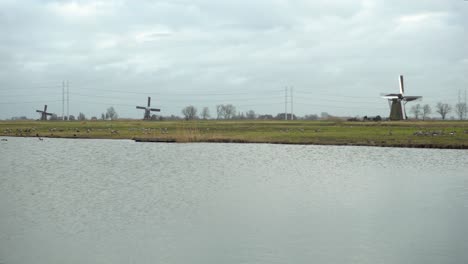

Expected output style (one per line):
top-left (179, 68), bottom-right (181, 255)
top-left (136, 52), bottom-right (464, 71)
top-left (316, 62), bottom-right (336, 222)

top-left (0, 100), bottom-right (62, 105)
top-left (295, 90), bottom-right (377, 99)
top-left (295, 102), bottom-right (387, 110)
top-left (0, 85), bottom-right (62, 91)
top-left (72, 87), bottom-right (285, 96)
top-left (69, 92), bottom-right (285, 102)
top-left (295, 96), bottom-right (381, 104)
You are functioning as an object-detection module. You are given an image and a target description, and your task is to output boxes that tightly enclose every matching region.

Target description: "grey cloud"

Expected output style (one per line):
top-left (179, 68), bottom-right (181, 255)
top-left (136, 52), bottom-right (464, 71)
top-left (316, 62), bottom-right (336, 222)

top-left (0, 0), bottom-right (467, 119)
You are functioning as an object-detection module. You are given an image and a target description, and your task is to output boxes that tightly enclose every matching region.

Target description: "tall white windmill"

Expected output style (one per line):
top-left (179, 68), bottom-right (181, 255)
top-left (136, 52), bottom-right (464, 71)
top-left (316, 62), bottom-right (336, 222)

top-left (381, 75), bottom-right (422, 120)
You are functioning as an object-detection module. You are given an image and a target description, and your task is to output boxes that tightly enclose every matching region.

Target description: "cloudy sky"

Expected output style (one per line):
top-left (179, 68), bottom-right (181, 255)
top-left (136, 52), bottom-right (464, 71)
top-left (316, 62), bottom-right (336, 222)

top-left (0, 0), bottom-right (467, 119)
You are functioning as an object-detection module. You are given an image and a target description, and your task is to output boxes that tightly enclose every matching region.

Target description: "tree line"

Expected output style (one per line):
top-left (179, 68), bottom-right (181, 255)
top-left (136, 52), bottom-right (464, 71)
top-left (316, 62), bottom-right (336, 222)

top-left (7, 101), bottom-right (468, 121)
top-left (410, 101), bottom-right (467, 120)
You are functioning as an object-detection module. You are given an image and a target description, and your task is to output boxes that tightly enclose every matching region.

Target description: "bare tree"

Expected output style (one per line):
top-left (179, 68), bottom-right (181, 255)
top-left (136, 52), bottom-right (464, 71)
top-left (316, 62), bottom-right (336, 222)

top-left (201, 107), bottom-right (210, 120)
top-left (182, 105), bottom-right (198, 120)
top-left (410, 104), bottom-right (422, 119)
top-left (216, 105), bottom-right (225, 119)
top-left (455, 102), bottom-right (467, 120)
top-left (106, 107), bottom-right (118, 120)
top-left (246, 110), bottom-right (256, 119)
top-left (422, 104), bottom-right (431, 120)
top-left (216, 104), bottom-right (236, 119)
top-left (435, 102), bottom-right (452, 120)
top-left (223, 104), bottom-right (236, 119)
top-left (235, 112), bottom-right (246, 119)
top-left (77, 112), bottom-right (86, 121)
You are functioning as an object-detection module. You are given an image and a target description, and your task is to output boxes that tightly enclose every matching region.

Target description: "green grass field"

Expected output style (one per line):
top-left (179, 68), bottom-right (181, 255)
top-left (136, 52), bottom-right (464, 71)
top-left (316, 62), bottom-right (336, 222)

top-left (1, 120), bottom-right (468, 149)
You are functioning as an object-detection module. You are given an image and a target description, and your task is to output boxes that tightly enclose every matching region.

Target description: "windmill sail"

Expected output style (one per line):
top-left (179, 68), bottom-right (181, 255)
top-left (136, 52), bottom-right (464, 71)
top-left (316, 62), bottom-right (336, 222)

top-left (404, 96), bottom-right (422, 102)
top-left (399, 75), bottom-right (404, 94)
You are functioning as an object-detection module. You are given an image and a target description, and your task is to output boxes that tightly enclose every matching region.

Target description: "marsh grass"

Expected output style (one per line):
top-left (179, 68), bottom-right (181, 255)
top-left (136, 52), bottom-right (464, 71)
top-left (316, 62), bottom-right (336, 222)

top-left (1, 120), bottom-right (467, 148)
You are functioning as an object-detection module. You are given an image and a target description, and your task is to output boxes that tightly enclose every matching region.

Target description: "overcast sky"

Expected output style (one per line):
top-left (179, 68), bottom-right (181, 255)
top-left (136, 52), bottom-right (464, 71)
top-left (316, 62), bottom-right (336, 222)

top-left (0, 0), bottom-right (467, 119)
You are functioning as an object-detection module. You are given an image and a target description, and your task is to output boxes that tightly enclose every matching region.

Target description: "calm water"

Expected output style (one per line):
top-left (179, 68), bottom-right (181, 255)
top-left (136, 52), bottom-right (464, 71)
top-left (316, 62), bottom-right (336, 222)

top-left (0, 137), bottom-right (467, 264)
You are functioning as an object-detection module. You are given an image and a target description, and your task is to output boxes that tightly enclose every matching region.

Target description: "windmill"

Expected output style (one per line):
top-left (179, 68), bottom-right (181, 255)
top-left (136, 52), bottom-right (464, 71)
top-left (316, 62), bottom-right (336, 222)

top-left (381, 75), bottom-right (422, 120)
top-left (136, 97), bottom-right (160, 120)
top-left (36, 105), bottom-right (54, 120)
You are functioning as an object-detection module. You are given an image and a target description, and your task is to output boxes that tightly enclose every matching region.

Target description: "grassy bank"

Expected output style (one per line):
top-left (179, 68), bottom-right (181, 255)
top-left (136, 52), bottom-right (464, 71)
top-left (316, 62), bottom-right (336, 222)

top-left (1, 120), bottom-right (468, 149)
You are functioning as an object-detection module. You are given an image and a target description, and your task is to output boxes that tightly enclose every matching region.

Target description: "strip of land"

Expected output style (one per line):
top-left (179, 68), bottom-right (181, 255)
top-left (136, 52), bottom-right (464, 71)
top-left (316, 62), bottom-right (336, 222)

top-left (1, 120), bottom-right (468, 149)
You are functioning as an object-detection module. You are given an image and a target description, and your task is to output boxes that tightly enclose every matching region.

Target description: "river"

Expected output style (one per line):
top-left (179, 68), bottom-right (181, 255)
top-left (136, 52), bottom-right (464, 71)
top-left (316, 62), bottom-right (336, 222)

top-left (1, 137), bottom-right (467, 264)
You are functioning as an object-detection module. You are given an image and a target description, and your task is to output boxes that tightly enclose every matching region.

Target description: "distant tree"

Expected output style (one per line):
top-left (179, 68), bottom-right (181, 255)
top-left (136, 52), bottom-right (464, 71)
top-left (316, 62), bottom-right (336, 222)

top-left (101, 113), bottom-right (106, 120)
top-left (275, 113), bottom-right (296, 120)
top-left (235, 112), bottom-right (246, 120)
top-left (304, 114), bottom-right (319, 120)
top-left (201, 107), bottom-right (210, 119)
top-left (166, 115), bottom-right (182, 120)
top-left (106, 107), bottom-right (118, 120)
top-left (422, 104), bottom-right (432, 120)
top-left (69, 115), bottom-right (76, 121)
top-left (151, 114), bottom-right (158, 121)
top-left (91, 116), bottom-right (98, 121)
top-left (410, 104), bottom-right (422, 119)
top-left (321, 112), bottom-right (329, 119)
top-left (182, 105), bottom-right (198, 120)
top-left (215, 104), bottom-right (236, 119)
top-left (246, 110), bottom-right (256, 119)
top-left (223, 104), bottom-right (236, 119)
top-left (455, 102), bottom-right (467, 120)
top-left (216, 105), bottom-right (224, 119)
top-left (11, 116), bottom-right (28, 120)
top-left (275, 113), bottom-right (284, 120)
top-left (49, 114), bottom-right (58, 121)
top-left (258, 114), bottom-right (274, 120)
top-left (77, 112), bottom-right (86, 121)
top-left (435, 102), bottom-right (452, 120)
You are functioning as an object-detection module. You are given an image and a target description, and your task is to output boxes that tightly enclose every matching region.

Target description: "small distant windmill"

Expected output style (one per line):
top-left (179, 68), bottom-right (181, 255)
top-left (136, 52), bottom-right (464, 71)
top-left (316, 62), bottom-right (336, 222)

top-left (136, 97), bottom-right (160, 120)
top-left (36, 105), bottom-right (53, 120)
top-left (381, 75), bottom-right (422, 120)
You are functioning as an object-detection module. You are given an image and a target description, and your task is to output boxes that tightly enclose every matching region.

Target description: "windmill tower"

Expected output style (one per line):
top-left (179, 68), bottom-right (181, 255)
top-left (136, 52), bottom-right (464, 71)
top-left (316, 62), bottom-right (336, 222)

top-left (36, 105), bottom-right (54, 120)
top-left (382, 75), bottom-right (422, 120)
top-left (136, 97), bottom-right (160, 120)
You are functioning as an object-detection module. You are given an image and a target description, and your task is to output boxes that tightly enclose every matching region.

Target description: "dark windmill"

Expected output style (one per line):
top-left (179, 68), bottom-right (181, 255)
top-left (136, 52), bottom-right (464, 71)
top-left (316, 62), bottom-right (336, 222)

top-left (36, 105), bottom-right (54, 120)
top-left (136, 97), bottom-right (160, 120)
top-left (381, 75), bottom-right (422, 120)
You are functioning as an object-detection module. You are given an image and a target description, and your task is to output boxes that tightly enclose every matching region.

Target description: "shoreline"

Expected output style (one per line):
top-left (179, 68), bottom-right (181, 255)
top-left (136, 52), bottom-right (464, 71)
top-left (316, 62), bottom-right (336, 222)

top-left (2, 134), bottom-right (467, 150)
